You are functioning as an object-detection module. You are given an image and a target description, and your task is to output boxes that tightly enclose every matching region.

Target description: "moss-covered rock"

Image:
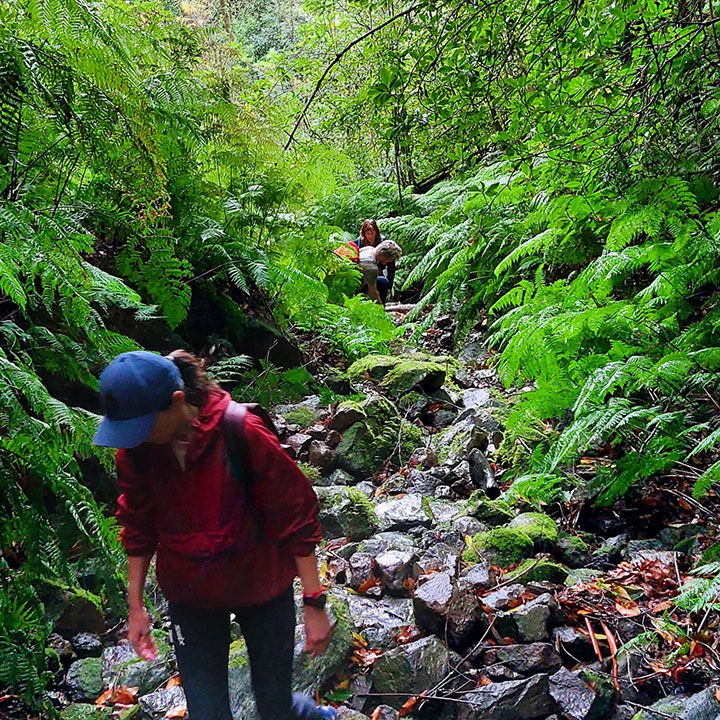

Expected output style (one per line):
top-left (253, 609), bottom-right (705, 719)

top-left (283, 407), bottom-right (317, 427)
top-left (60, 705), bottom-right (112, 720)
top-left (100, 632), bottom-right (174, 696)
top-left (557, 533), bottom-right (591, 567)
top-left (396, 421), bottom-right (424, 464)
top-left (346, 355), bottom-right (402, 381)
top-left (700, 541), bottom-right (720, 565)
top-left (465, 491), bottom-right (514, 525)
top-left (433, 419), bottom-right (489, 466)
top-left (381, 359), bottom-right (446, 396)
top-left (506, 558), bottom-right (568, 585)
top-left (316, 486), bottom-right (379, 540)
top-left (508, 512), bottom-right (558, 550)
top-left (463, 528), bottom-right (535, 567)
top-left (297, 462), bottom-right (322, 485)
top-left (294, 594), bottom-right (355, 696)
top-left (228, 638), bottom-right (256, 720)
top-left (335, 395), bottom-right (400, 478)
top-left (65, 657), bottom-right (104, 701)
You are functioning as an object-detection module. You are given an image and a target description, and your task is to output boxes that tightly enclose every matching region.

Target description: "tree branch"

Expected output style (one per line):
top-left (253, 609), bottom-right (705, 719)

top-left (283, 2), bottom-right (425, 152)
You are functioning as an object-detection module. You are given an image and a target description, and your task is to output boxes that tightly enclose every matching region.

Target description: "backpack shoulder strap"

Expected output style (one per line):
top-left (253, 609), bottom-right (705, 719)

top-left (222, 401), bottom-right (249, 483)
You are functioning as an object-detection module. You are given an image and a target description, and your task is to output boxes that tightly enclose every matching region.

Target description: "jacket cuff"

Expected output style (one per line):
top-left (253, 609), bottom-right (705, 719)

top-left (286, 539), bottom-right (319, 558)
top-left (124, 545), bottom-right (157, 557)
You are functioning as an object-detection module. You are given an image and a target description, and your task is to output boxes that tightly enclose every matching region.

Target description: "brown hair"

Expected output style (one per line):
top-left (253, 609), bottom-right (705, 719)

top-left (166, 349), bottom-right (219, 407)
top-left (360, 219), bottom-right (381, 246)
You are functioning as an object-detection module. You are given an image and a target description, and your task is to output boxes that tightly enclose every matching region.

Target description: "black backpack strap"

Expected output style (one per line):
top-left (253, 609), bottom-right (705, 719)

top-left (222, 401), bottom-right (249, 484)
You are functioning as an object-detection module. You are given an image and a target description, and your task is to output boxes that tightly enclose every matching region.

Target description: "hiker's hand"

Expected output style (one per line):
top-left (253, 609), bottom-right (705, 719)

top-left (304, 606), bottom-right (333, 656)
top-left (128, 606), bottom-right (158, 661)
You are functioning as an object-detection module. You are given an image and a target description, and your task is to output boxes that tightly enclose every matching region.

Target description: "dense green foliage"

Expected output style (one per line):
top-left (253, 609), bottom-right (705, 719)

top-left (4, 0), bottom-right (720, 710)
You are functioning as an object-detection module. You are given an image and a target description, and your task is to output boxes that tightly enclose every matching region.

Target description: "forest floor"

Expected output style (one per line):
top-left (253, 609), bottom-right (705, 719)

top-left (31, 305), bottom-right (720, 720)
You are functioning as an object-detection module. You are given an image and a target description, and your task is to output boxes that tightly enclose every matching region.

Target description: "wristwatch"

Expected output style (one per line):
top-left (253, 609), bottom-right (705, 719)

top-left (302, 591), bottom-right (327, 609)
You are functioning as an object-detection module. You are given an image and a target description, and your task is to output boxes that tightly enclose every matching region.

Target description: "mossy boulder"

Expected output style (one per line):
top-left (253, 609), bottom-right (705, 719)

top-left (65, 657), bottom-right (104, 701)
top-left (465, 491), bottom-right (514, 525)
top-left (463, 528), bottom-right (535, 567)
top-left (283, 407), bottom-right (317, 427)
top-left (397, 421), bottom-right (424, 464)
top-left (228, 638), bottom-right (256, 720)
top-left (60, 706), bottom-right (112, 720)
top-left (316, 486), bottom-right (379, 540)
top-left (335, 395), bottom-right (400, 478)
top-left (100, 631), bottom-right (174, 695)
top-left (294, 593), bottom-right (355, 696)
top-left (433, 419), bottom-right (489, 466)
top-left (508, 512), bottom-right (558, 551)
top-left (380, 359), bottom-right (446, 396)
top-left (506, 558), bottom-right (569, 585)
top-left (346, 355), bottom-right (403, 381)
top-left (557, 533), bottom-right (591, 567)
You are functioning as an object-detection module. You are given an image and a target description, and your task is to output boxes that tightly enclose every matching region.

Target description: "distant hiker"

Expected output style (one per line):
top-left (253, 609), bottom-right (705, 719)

top-left (94, 350), bottom-right (336, 720)
top-left (353, 219), bottom-right (402, 304)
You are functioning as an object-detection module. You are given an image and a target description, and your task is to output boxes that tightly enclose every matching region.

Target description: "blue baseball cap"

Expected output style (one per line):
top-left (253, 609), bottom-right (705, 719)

top-left (93, 351), bottom-right (184, 449)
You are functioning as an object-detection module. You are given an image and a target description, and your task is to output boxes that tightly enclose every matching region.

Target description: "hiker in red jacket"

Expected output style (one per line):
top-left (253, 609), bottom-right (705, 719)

top-left (93, 349), bottom-right (336, 720)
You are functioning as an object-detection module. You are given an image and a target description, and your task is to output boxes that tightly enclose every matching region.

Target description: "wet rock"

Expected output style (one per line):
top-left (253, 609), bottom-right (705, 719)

top-left (557, 534), bottom-right (591, 567)
top-left (480, 583), bottom-right (527, 612)
top-left (375, 494), bottom-right (432, 532)
top-left (496, 593), bottom-right (558, 642)
top-left (630, 549), bottom-right (682, 568)
top-left (552, 626), bottom-right (597, 662)
top-left (413, 573), bottom-right (486, 650)
top-left (72, 633), bottom-right (102, 659)
top-left (372, 636), bottom-right (450, 708)
top-left (458, 340), bottom-right (489, 366)
top-left (452, 515), bottom-right (487, 537)
top-left (228, 638), bottom-right (256, 720)
top-left (590, 533), bottom-right (628, 568)
top-left (376, 550), bottom-right (416, 595)
top-left (414, 544), bottom-right (460, 578)
top-left (370, 706), bottom-right (398, 720)
top-left (345, 596), bottom-right (415, 648)
top-left (433, 485), bottom-right (451, 499)
top-left (464, 491), bottom-right (514, 525)
top-left (139, 685), bottom-right (186, 715)
top-left (355, 481), bottom-right (375, 497)
top-left (316, 486), bottom-right (379, 541)
top-left (469, 448), bottom-right (499, 497)
top-left (408, 446), bottom-right (438, 467)
top-left (463, 387), bottom-right (493, 410)
top-left (549, 667), bottom-right (613, 720)
top-left (407, 469), bottom-right (441, 495)
top-left (49, 590), bottom-right (105, 638)
top-left (433, 417), bottom-right (489, 466)
top-left (324, 430), bottom-right (341, 447)
top-left (347, 552), bottom-right (375, 590)
top-left (49, 632), bottom-right (77, 666)
top-left (456, 674), bottom-right (554, 720)
top-left (434, 408), bottom-right (458, 428)
top-left (458, 559), bottom-right (497, 591)
top-left (328, 469), bottom-right (353, 486)
top-left (329, 402), bottom-right (366, 432)
top-left (483, 643), bottom-right (562, 675)
top-left (336, 708), bottom-right (369, 720)
top-left (641, 687), bottom-right (720, 720)
top-left (360, 532), bottom-right (416, 555)
top-left (274, 395), bottom-right (322, 420)
top-left (308, 440), bottom-right (334, 472)
top-left (287, 433), bottom-right (313, 456)
top-left (101, 637), bottom-right (174, 695)
top-left (65, 657), bottom-right (104, 701)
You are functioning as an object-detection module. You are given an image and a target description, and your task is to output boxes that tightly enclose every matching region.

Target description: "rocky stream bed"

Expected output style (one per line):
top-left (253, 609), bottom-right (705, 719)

top-left (44, 312), bottom-right (720, 720)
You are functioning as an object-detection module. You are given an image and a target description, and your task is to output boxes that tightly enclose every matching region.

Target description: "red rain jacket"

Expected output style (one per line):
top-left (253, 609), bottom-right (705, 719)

top-left (115, 389), bottom-right (323, 608)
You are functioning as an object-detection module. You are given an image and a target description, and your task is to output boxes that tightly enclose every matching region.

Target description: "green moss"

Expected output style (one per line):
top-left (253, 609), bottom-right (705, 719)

top-left (318, 486), bottom-right (379, 540)
top-left (701, 541), bottom-right (720, 564)
top-left (336, 395), bottom-right (400, 478)
top-left (346, 355), bottom-right (401, 380)
top-left (506, 558), bottom-right (568, 584)
top-left (463, 528), bottom-right (534, 566)
top-left (298, 462), bottom-right (322, 484)
top-left (61, 706), bottom-right (112, 720)
top-left (283, 407), bottom-right (317, 427)
top-left (508, 512), bottom-right (558, 549)
top-left (397, 421), bottom-right (424, 464)
top-left (465, 491), bottom-right (514, 525)
top-left (380, 359), bottom-right (446, 396)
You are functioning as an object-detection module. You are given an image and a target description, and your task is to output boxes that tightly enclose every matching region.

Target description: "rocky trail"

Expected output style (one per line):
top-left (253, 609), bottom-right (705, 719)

top-left (45, 309), bottom-right (720, 720)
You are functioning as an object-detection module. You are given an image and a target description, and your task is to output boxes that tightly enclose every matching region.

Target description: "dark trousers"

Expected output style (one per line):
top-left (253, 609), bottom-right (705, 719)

top-left (376, 276), bottom-right (390, 304)
top-left (169, 586), bottom-right (296, 720)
